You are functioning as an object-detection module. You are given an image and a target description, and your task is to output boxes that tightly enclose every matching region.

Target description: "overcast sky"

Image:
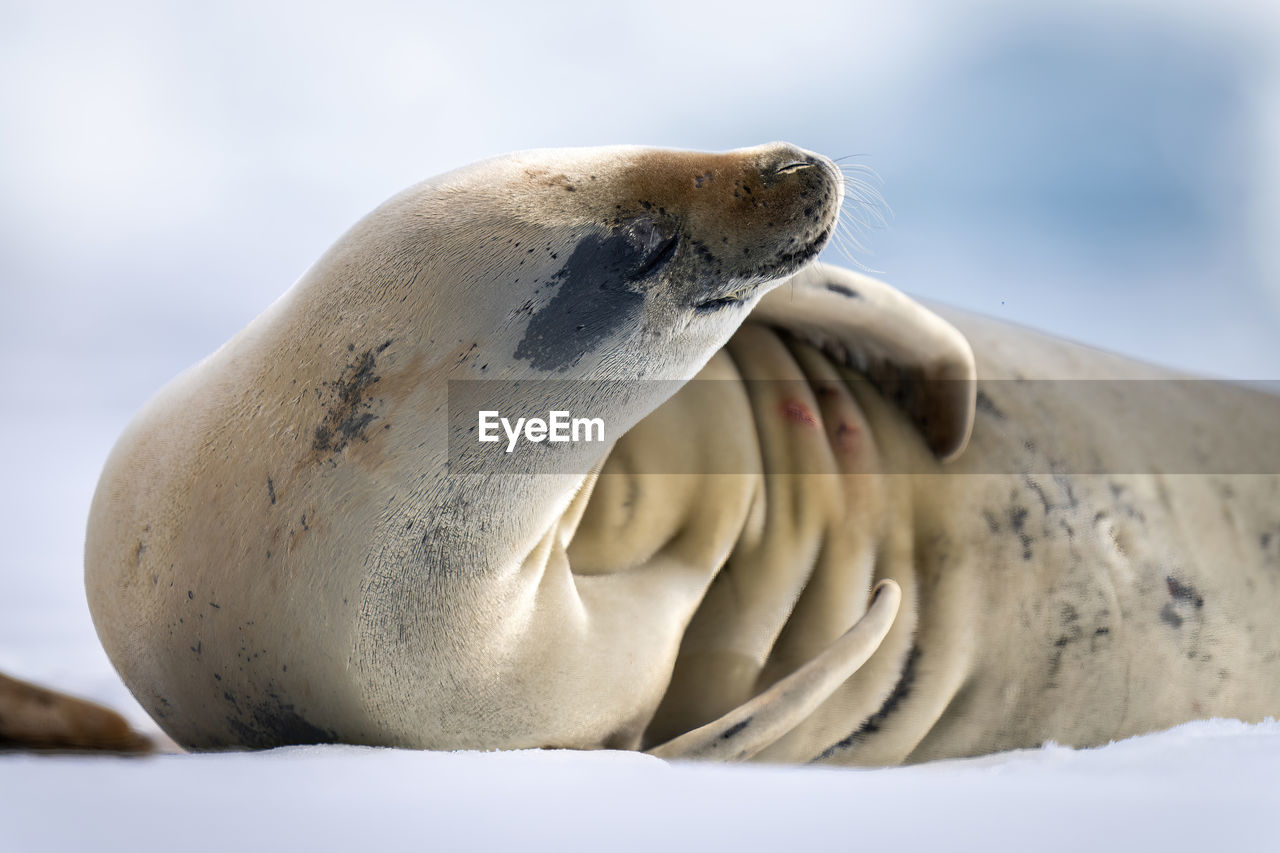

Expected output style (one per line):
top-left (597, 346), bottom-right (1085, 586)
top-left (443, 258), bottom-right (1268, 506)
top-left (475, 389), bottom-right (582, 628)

top-left (3, 0), bottom-right (1279, 414)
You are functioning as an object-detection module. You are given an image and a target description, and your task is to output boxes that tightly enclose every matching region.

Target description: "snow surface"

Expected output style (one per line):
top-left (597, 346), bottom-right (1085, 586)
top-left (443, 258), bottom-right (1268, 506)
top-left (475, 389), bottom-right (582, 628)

top-left (4, 720), bottom-right (1279, 852)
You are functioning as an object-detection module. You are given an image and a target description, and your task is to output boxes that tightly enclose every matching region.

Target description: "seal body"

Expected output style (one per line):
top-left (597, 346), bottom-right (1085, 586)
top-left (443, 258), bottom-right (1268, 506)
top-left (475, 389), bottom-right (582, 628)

top-left (630, 287), bottom-right (1280, 764)
top-left (889, 310), bottom-right (1280, 764)
top-left (85, 144), bottom-right (1280, 764)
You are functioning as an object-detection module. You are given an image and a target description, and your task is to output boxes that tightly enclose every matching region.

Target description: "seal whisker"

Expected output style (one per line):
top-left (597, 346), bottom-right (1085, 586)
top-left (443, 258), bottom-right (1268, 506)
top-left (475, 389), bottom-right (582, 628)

top-left (822, 163), bottom-right (890, 274)
top-left (830, 211), bottom-right (882, 274)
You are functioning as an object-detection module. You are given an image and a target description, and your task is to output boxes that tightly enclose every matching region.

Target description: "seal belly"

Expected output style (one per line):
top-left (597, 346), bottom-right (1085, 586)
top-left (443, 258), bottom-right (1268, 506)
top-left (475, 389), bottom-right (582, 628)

top-left (618, 323), bottom-right (919, 754)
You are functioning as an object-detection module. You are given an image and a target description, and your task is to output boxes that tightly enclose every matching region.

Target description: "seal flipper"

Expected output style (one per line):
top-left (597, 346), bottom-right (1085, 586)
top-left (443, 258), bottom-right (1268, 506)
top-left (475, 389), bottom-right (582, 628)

top-left (751, 263), bottom-right (977, 461)
top-left (645, 580), bottom-right (900, 761)
top-left (0, 671), bottom-right (153, 753)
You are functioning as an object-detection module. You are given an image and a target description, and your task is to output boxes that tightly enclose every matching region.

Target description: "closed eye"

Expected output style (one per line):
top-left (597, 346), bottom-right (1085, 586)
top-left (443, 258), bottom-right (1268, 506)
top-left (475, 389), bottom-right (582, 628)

top-left (693, 285), bottom-right (752, 313)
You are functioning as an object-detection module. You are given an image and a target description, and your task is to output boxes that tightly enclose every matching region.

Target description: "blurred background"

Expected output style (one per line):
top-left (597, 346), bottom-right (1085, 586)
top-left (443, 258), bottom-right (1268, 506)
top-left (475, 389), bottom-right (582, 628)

top-left (1, 0), bottom-right (1277, 719)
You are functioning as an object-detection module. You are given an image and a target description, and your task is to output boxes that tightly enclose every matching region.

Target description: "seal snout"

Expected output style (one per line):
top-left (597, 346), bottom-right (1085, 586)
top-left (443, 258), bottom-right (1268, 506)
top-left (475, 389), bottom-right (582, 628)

top-left (678, 143), bottom-right (841, 314)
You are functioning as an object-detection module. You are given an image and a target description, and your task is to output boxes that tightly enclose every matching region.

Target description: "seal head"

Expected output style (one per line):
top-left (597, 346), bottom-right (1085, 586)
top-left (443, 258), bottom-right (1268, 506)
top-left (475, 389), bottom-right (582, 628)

top-left (429, 142), bottom-right (844, 380)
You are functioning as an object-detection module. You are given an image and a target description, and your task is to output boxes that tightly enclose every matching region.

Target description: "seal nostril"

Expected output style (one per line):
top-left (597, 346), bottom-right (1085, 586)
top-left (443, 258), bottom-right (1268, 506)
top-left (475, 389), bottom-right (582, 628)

top-left (775, 161), bottom-right (812, 175)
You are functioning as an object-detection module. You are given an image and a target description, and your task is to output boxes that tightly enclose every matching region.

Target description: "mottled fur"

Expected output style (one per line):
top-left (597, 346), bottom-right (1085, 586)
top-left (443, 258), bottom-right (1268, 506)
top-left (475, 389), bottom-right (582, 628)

top-left (86, 144), bottom-right (1280, 765)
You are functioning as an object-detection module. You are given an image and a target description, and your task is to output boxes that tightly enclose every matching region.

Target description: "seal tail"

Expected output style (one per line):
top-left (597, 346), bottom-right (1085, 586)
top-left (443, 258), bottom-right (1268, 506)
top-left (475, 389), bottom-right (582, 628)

top-left (645, 579), bottom-right (901, 762)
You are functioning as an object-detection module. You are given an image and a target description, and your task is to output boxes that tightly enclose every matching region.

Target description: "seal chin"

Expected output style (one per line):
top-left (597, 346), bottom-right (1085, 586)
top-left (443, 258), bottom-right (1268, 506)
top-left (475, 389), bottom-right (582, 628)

top-left (689, 224), bottom-right (834, 316)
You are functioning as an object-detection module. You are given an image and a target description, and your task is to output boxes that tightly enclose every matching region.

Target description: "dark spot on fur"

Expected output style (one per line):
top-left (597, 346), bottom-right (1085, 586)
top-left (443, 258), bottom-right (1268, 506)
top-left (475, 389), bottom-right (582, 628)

top-left (1108, 481), bottom-right (1147, 523)
top-left (825, 282), bottom-right (860, 299)
top-left (833, 420), bottom-right (860, 450)
top-left (1009, 508), bottom-right (1028, 533)
top-left (1159, 574), bottom-right (1207, 638)
top-left (1024, 477), bottom-right (1052, 516)
top-left (1045, 604), bottom-right (1084, 686)
top-left (266, 478), bottom-right (276, 505)
top-left (311, 342), bottom-right (393, 457)
top-left (1166, 576), bottom-right (1204, 608)
top-left (1260, 527), bottom-right (1280, 568)
top-left (1008, 505), bottom-right (1032, 559)
top-left (975, 389), bottom-right (1006, 420)
top-left (514, 230), bottom-right (662, 372)
top-left (720, 717), bottom-right (752, 740)
top-left (1053, 475), bottom-right (1080, 509)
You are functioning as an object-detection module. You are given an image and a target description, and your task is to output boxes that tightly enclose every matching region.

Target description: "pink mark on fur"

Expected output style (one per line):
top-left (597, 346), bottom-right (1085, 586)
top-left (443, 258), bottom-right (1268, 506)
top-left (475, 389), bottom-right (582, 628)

top-left (835, 421), bottom-right (861, 451)
top-left (781, 398), bottom-right (818, 427)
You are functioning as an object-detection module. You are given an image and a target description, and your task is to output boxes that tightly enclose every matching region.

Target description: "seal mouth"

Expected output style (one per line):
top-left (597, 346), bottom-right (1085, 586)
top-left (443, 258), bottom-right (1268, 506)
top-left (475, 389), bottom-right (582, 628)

top-left (775, 225), bottom-right (834, 273)
top-left (691, 225), bottom-right (832, 315)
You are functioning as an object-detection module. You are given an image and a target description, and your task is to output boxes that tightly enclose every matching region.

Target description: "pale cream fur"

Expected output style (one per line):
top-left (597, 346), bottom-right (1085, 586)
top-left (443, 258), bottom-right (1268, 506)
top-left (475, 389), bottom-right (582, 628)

top-left (86, 145), bottom-right (1280, 764)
